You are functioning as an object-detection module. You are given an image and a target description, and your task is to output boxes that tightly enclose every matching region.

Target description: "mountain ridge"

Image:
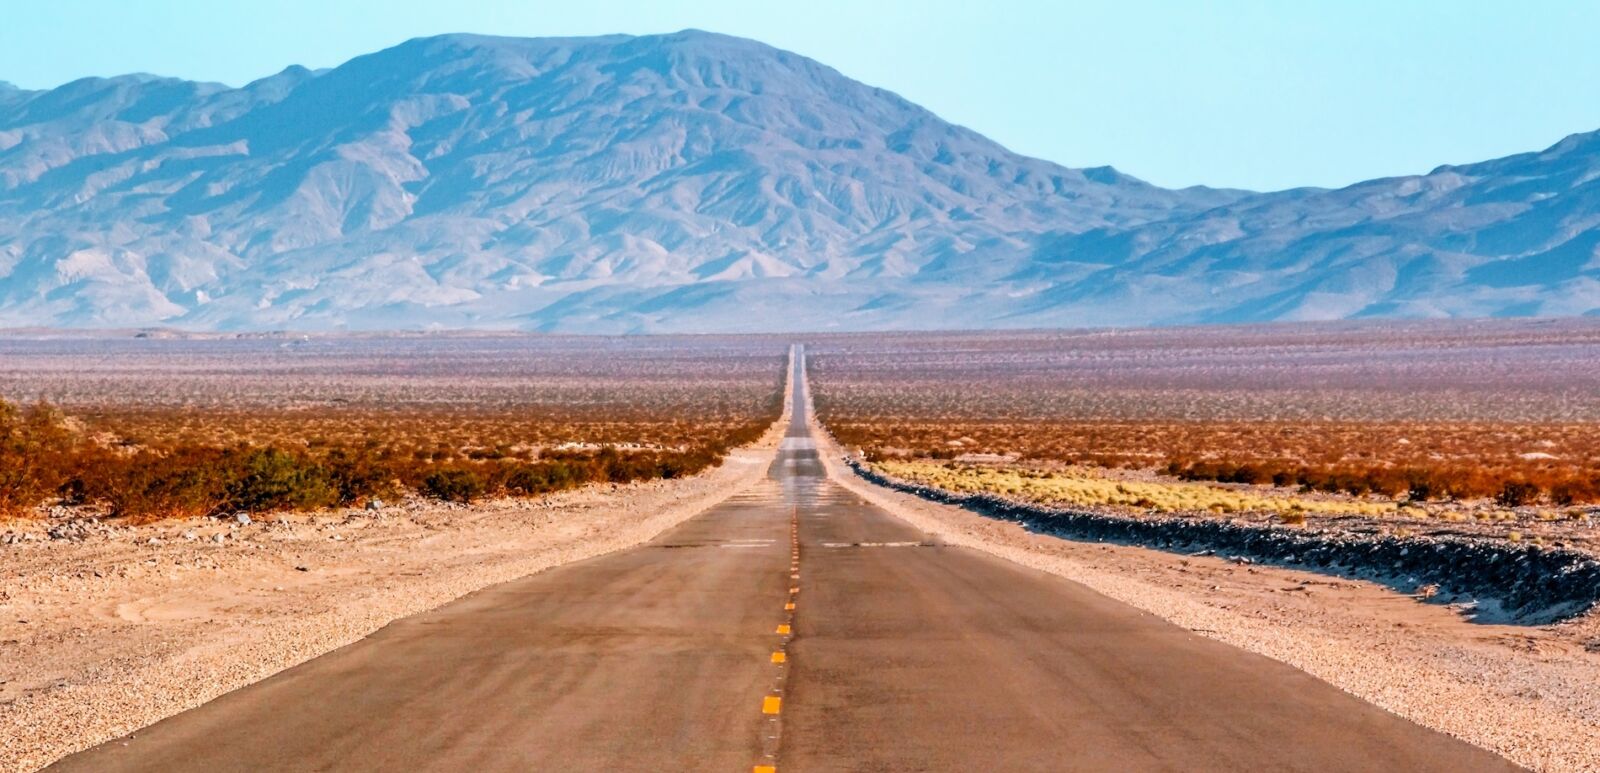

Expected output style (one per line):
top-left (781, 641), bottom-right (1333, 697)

top-left (0, 31), bottom-right (1594, 332)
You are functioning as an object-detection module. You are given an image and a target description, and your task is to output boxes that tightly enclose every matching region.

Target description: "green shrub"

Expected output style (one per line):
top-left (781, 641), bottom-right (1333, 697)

top-left (323, 448), bottom-right (399, 505)
top-left (225, 447), bottom-right (338, 512)
top-left (422, 467), bottom-right (486, 503)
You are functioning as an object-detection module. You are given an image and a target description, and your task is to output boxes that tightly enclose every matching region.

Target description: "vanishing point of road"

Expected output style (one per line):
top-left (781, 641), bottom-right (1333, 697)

top-left (51, 347), bottom-right (1517, 772)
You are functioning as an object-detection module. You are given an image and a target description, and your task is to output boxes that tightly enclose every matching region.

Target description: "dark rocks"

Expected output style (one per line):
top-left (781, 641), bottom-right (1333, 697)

top-left (849, 459), bottom-right (1600, 624)
top-left (2, 531), bottom-right (37, 545)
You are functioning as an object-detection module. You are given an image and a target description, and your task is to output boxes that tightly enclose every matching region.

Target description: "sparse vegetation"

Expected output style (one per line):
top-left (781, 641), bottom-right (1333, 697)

top-left (808, 323), bottom-right (1600, 512)
top-left (0, 335), bottom-right (786, 520)
top-left (877, 460), bottom-right (1405, 518)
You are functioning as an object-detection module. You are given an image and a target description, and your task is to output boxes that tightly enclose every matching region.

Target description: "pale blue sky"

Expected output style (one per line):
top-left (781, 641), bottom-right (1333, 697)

top-left (3, 1), bottom-right (1597, 192)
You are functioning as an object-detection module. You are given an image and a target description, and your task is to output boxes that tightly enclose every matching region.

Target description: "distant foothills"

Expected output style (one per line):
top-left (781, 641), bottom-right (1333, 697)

top-left (0, 31), bottom-right (1595, 333)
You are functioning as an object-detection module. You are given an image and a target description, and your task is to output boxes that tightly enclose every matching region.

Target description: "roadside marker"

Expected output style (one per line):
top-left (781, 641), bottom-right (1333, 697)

top-left (754, 767), bottom-right (776, 773)
top-left (763, 696), bottom-right (782, 714)
top-left (772, 651), bottom-right (786, 663)
top-left (776, 624), bottom-right (791, 635)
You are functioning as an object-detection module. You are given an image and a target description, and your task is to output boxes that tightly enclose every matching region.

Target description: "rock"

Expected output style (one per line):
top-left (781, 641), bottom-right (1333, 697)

top-left (47, 521), bottom-right (87, 541)
top-left (233, 512), bottom-right (252, 526)
top-left (211, 533), bottom-right (226, 544)
top-left (182, 530), bottom-right (197, 541)
top-left (366, 499), bottom-right (384, 511)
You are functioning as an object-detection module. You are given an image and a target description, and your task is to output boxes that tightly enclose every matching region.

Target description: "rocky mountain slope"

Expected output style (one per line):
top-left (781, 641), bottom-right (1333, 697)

top-left (0, 31), bottom-right (1594, 331)
top-left (1018, 130), bottom-right (1600, 327)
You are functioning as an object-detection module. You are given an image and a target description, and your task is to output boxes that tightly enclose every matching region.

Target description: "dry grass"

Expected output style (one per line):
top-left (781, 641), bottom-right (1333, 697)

top-left (877, 460), bottom-right (1407, 518)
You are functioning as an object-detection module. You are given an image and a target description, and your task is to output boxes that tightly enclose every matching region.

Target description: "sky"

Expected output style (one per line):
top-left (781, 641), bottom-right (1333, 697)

top-left (2, 1), bottom-right (1597, 192)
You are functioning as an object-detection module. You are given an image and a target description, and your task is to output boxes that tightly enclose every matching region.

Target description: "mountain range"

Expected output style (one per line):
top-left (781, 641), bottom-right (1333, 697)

top-left (0, 31), bottom-right (1595, 332)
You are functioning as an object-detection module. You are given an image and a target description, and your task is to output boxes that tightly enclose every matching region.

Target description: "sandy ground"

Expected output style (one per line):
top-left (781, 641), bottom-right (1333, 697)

top-left (0, 364), bottom-right (793, 773)
top-left (810, 415), bottom-right (1600, 773)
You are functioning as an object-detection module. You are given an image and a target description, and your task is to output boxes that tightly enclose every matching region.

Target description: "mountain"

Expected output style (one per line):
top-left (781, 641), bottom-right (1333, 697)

top-left (1016, 131), bottom-right (1600, 327)
top-left (0, 31), bottom-right (1594, 332)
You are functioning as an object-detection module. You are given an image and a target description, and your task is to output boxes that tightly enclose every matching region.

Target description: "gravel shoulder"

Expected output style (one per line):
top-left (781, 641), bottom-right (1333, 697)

top-left (0, 368), bottom-right (793, 773)
top-left (809, 414), bottom-right (1600, 772)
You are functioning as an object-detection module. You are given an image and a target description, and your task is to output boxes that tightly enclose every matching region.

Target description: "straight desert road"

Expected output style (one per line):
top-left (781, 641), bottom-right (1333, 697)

top-left (49, 347), bottom-right (1518, 772)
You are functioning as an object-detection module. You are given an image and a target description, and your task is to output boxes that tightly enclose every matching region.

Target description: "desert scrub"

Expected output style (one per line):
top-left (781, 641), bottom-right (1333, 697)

top-left (875, 460), bottom-right (1399, 518)
top-left (0, 336), bottom-right (788, 520)
top-left (422, 468), bottom-right (487, 503)
top-left (0, 394), bottom-right (776, 520)
top-left (0, 399), bottom-right (78, 516)
top-left (808, 322), bottom-right (1600, 507)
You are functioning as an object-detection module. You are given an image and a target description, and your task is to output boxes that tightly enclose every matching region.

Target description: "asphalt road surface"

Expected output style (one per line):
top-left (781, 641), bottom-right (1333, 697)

top-left (51, 347), bottom-right (1518, 772)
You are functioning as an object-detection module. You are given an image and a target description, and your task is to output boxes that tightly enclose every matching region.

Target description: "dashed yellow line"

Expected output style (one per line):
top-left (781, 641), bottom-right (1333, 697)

top-left (756, 505), bottom-right (802, 771)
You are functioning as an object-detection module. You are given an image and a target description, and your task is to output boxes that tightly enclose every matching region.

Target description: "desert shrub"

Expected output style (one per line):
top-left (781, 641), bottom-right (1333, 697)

top-left (1550, 478), bottom-right (1600, 506)
top-left (422, 467), bottom-right (487, 503)
top-left (225, 447), bottom-right (339, 513)
top-left (90, 447), bottom-right (232, 520)
top-left (323, 448), bottom-right (400, 505)
top-left (0, 399), bottom-right (78, 516)
top-left (1494, 480), bottom-right (1539, 508)
top-left (503, 464), bottom-right (549, 496)
top-left (1404, 471), bottom-right (1436, 502)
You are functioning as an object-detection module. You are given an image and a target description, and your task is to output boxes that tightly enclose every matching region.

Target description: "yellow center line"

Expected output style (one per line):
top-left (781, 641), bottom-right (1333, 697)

top-left (785, 602), bottom-right (795, 611)
top-left (754, 767), bottom-right (777, 773)
top-left (771, 651), bottom-right (786, 663)
top-left (776, 624), bottom-right (791, 635)
top-left (763, 696), bottom-right (782, 714)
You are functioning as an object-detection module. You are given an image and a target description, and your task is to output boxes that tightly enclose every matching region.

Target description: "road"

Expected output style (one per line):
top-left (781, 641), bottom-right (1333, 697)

top-left (51, 346), bottom-right (1517, 772)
